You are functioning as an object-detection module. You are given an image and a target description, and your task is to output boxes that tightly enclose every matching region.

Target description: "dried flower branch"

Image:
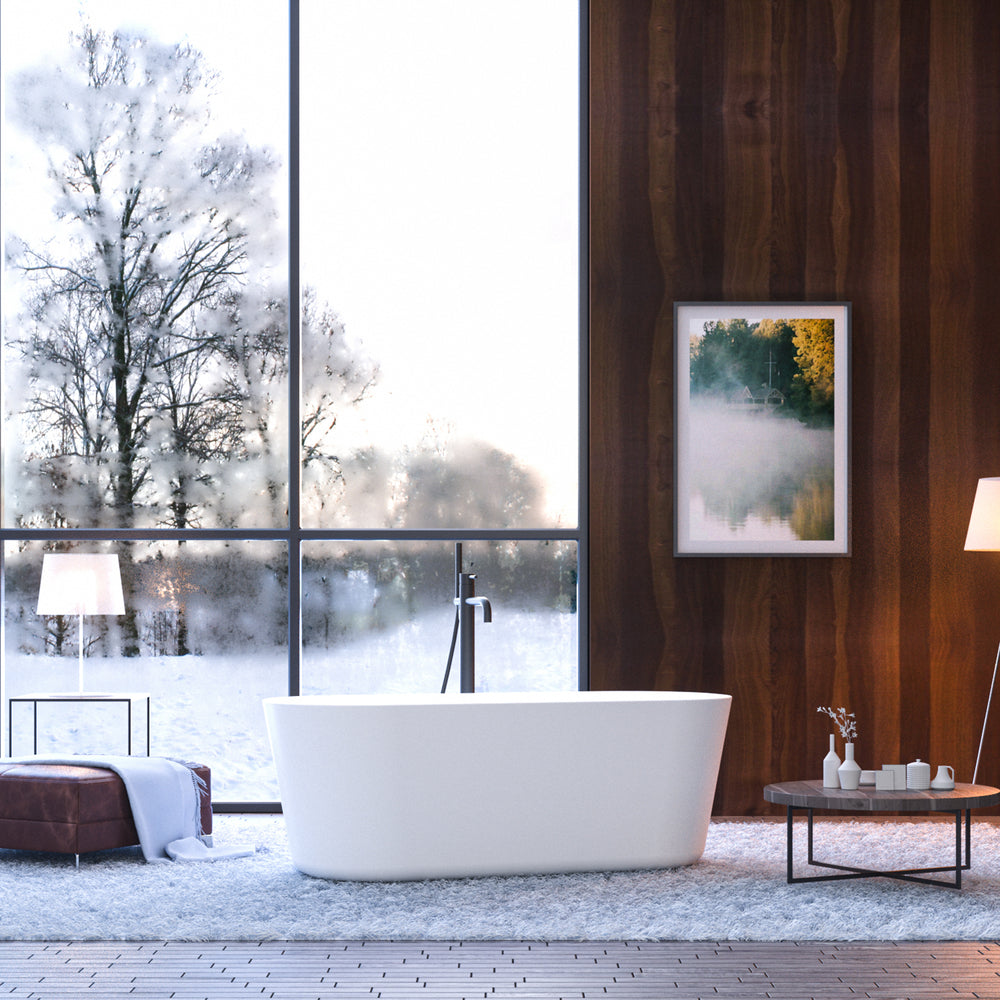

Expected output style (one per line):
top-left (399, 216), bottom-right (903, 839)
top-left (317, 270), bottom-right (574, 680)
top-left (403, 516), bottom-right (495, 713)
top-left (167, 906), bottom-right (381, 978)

top-left (817, 705), bottom-right (857, 742)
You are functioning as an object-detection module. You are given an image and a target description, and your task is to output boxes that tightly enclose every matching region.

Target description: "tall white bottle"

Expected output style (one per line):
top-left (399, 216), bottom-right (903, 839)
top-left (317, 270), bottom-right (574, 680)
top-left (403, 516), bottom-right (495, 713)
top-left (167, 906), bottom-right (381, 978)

top-left (823, 734), bottom-right (841, 787)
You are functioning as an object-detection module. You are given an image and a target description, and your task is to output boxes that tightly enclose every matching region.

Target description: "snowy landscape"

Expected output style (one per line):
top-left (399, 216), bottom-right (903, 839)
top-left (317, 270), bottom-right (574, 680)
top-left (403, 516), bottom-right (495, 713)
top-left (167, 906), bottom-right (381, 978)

top-left (3, 607), bottom-right (578, 801)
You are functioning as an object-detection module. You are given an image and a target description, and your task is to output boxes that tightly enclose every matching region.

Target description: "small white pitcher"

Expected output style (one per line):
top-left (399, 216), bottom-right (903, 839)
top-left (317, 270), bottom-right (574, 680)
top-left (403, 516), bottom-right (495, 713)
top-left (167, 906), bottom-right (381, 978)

top-left (931, 764), bottom-right (955, 790)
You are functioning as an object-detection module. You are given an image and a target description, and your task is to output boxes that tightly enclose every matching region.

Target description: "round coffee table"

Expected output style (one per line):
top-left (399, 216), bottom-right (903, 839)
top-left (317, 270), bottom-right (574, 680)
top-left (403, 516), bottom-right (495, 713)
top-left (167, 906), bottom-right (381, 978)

top-left (764, 779), bottom-right (1000, 888)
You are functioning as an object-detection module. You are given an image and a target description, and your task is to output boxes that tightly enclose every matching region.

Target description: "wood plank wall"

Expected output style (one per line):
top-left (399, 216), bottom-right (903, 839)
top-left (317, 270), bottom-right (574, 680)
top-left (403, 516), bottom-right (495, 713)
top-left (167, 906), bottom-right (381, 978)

top-left (589, 0), bottom-right (1000, 815)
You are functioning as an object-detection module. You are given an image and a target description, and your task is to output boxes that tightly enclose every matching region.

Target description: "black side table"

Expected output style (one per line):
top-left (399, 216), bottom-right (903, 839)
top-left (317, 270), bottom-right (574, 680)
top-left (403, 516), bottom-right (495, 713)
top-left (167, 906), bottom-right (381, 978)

top-left (764, 779), bottom-right (1000, 889)
top-left (8, 693), bottom-right (151, 756)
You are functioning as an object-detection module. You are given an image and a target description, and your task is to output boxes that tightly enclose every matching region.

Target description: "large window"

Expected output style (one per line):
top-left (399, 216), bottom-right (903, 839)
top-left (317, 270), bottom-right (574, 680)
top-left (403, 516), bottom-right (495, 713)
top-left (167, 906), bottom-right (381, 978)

top-left (1, 0), bottom-right (585, 805)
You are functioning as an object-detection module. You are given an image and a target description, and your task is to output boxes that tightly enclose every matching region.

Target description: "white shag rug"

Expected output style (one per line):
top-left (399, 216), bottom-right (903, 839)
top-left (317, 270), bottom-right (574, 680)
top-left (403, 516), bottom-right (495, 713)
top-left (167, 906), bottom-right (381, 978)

top-left (4, 816), bottom-right (1000, 941)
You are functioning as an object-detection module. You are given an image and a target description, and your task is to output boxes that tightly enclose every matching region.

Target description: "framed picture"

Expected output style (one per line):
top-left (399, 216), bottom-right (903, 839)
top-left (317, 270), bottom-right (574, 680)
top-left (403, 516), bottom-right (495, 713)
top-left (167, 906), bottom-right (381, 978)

top-left (674, 302), bottom-right (850, 556)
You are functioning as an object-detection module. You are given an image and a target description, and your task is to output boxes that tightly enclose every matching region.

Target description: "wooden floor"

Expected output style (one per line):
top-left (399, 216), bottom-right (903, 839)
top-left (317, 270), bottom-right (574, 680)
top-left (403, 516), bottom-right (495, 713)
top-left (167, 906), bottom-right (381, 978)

top-left (2, 940), bottom-right (1000, 999)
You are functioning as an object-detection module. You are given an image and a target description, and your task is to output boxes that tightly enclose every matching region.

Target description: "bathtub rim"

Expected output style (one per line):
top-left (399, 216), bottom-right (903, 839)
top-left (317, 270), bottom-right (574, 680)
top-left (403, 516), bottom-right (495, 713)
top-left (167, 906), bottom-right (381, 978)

top-left (264, 690), bottom-right (731, 708)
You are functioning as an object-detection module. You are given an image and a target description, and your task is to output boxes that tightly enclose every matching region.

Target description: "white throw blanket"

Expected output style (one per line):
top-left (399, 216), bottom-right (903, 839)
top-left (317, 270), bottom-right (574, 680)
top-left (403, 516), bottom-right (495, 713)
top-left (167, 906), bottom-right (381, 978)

top-left (9, 755), bottom-right (203, 863)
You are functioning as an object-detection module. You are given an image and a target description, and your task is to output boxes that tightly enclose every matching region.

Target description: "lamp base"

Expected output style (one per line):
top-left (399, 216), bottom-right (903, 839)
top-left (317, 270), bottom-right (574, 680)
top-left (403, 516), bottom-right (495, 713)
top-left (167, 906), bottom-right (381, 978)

top-left (77, 612), bottom-right (85, 693)
top-left (973, 640), bottom-right (1000, 785)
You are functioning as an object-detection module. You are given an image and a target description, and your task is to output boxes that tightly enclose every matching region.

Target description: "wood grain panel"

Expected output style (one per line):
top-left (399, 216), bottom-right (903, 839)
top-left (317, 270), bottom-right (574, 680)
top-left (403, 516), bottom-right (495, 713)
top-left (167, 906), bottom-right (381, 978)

top-left (895, 0), bottom-right (934, 769)
top-left (719, 561), bottom-right (773, 813)
top-left (968, 3), bottom-right (1000, 785)
top-left (588, 0), bottom-right (663, 691)
top-left (864, 0), bottom-right (903, 768)
top-left (926, 6), bottom-right (978, 776)
top-left (590, 0), bottom-right (1000, 814)
top-left (719, 1), bottom-right (772, 300)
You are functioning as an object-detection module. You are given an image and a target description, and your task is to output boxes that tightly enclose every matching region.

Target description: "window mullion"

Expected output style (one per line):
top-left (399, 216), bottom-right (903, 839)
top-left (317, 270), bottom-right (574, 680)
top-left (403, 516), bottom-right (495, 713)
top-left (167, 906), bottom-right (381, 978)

top-left (288, 0), bottom-right (302, 698)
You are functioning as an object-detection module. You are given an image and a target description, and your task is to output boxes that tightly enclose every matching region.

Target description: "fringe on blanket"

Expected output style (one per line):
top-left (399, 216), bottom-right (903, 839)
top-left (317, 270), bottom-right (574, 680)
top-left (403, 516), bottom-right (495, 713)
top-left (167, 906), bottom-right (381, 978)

top-left (171, 759), bottom-right (209, 838)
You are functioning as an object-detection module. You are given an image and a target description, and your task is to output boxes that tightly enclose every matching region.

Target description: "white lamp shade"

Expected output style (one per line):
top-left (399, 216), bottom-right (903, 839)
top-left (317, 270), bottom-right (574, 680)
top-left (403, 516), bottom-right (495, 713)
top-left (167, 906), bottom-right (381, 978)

top-left (965, 478), bottom-right (1000, 551)
top-left (37, 553), bottom-right (126, 616)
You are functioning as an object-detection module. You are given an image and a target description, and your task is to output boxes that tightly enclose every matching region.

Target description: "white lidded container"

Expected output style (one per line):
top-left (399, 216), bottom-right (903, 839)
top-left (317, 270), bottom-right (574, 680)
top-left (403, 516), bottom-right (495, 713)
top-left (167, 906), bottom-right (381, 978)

top-left (907, 758), bottom-right (931, 790)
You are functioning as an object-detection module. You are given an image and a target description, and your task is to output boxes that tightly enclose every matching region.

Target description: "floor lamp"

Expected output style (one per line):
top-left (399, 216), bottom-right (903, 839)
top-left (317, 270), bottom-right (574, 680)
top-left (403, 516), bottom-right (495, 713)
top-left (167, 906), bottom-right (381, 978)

top-left (965, 477), bottom-right (1000, 784)
top-left (36, 553), bottom-right (126, 692)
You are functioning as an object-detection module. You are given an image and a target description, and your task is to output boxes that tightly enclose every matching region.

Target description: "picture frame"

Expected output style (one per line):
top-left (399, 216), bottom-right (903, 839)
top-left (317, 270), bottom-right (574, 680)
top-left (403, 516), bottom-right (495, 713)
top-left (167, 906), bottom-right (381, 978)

top-left (674, 302), bottom-right (850, 556)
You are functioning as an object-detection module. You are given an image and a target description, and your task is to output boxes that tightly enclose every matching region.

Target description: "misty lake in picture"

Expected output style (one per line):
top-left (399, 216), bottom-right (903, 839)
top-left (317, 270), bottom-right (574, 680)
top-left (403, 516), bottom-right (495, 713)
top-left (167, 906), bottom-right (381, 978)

top-left (687, 400), bottom-right (835, 543)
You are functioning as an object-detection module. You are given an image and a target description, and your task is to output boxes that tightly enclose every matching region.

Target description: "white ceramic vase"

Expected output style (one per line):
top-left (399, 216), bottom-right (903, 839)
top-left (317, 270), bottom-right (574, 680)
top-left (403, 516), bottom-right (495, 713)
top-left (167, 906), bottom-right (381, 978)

top-left (837, 742), bottom-right (862, 790)
top-left (823, 734), bottom-right (841, 787)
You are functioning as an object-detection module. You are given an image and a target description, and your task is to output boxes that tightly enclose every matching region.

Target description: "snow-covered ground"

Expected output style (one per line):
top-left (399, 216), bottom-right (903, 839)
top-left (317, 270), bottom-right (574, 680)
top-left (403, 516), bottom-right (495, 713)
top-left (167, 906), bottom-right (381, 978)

top-left (2, 609), bottom-right (578, 801)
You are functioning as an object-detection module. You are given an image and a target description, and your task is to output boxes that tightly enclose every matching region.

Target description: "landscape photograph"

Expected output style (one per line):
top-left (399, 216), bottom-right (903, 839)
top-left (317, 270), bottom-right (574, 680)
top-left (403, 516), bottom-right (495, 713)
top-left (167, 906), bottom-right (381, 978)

top-left (674, 302), bottom-right (849, 555)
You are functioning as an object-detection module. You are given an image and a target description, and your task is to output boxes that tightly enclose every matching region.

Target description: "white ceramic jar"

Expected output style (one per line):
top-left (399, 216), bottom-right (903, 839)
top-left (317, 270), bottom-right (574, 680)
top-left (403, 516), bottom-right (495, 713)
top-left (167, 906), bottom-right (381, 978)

top-left (906, 758), bottom-right (931, 790)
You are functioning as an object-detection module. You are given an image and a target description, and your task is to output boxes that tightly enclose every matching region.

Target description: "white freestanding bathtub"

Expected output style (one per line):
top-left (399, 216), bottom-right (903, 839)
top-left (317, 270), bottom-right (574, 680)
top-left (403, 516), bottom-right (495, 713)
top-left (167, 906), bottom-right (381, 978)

top-left (263, 690), bottom-right (731, 881)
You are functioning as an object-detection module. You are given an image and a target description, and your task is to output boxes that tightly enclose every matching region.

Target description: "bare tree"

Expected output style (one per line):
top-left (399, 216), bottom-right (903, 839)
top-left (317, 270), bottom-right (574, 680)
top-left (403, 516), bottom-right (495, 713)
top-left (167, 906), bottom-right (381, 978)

top-left (5, 26), bottom-right (383, 655)
top-left (5, 27), bottom-right (284, 654)
top-left (6, 27), bottom-right (282, 529)
top-left (300, 289), bottom-right (378, 520)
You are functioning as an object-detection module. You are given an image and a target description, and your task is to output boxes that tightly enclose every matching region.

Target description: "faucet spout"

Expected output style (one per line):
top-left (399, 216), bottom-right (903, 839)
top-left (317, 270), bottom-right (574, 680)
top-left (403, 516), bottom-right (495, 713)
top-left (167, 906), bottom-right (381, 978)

top-left (464, 596), bottom-right (492, 622)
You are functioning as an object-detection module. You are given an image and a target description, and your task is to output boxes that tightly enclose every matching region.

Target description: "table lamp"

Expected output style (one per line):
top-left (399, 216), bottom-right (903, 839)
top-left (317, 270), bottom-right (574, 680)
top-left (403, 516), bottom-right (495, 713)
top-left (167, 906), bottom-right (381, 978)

top-left (36, 553), bottom-right (126, 692)
top-left (964, 477), bottom-right (1000, 783)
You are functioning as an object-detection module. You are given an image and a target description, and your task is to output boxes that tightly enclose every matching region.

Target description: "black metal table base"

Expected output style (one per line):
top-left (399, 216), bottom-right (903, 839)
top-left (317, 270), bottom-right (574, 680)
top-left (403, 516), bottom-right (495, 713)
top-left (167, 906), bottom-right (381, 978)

top-left (785, 806), bottom-right (971, 889)
top-left (8, 695), bottom-right (151, 757)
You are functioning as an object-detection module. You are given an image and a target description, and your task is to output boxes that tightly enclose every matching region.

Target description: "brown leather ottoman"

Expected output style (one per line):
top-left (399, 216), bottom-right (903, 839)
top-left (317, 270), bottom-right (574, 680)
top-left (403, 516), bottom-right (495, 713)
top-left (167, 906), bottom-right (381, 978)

top-left (0, 762), bottom-right (212, 859)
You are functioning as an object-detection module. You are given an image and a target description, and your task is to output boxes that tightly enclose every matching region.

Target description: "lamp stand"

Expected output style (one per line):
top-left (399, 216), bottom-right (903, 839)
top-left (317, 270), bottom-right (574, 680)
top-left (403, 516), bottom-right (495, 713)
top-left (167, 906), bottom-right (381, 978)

top-left (77, 612), bottom-right (85, 693)
top-left (973, 640), bottom-right (1000, 785)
